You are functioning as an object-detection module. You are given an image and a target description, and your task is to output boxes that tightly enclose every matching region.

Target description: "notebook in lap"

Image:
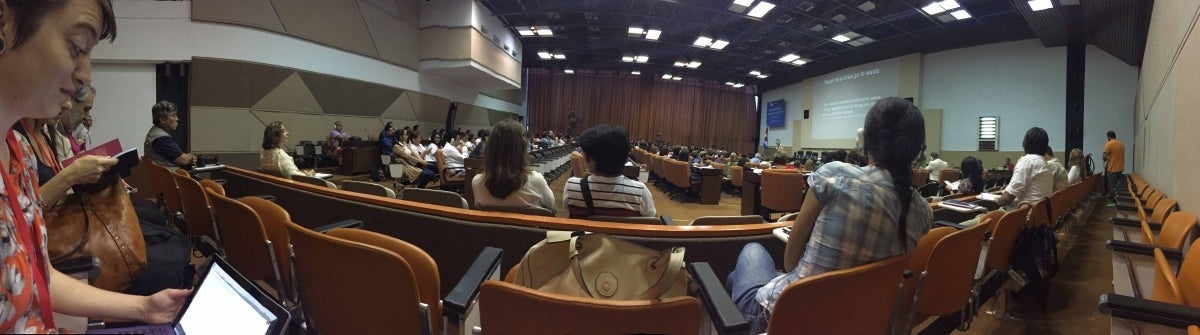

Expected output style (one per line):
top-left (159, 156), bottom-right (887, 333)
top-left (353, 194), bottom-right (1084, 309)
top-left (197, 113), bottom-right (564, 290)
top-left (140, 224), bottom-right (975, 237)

top-left (89, 256), bottom-right (290, 335)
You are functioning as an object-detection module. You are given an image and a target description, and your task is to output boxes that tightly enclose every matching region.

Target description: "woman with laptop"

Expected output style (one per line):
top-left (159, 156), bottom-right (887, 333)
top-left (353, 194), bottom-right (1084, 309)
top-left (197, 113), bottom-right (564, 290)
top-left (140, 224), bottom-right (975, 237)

top-left (0, 0), bottom-right (189, 332)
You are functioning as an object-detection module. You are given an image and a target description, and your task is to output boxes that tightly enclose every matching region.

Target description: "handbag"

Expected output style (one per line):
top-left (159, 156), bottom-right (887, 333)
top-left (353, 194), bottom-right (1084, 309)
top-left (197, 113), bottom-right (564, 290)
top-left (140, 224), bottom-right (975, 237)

top-left (44, 172), bottom-right (148, 292)
top-left (514, 231), bottom-right (688, 300)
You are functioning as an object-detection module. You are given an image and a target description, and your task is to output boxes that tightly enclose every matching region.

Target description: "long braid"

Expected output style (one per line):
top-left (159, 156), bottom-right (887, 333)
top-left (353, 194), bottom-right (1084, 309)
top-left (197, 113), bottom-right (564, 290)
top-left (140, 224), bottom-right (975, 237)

top-left (864, 97), bottom-right (925, 249)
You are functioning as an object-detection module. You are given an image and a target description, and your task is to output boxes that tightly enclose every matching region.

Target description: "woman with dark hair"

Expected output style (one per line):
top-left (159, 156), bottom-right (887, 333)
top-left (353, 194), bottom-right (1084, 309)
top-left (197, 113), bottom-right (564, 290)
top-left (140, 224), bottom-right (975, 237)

top-left (955, 156), bottom-right (985, 195)
top-left (260, 121), bottom-right (313, 177)
top-left (392, 129), bottom-right (435, 188)
top-left (472, 119), bottom-right (555, 212)
top-left (998, 127), bottom-right (1054, 210)
top-left (0, 0), bottom-right (189, 331)
top-left (725, 97), bottom-right (933, 333)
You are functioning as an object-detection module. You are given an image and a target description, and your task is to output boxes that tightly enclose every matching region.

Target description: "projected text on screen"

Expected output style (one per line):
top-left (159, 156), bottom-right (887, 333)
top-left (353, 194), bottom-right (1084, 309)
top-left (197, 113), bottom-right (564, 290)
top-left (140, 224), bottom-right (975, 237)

top-left (811, 58), bottom-right (899, 140)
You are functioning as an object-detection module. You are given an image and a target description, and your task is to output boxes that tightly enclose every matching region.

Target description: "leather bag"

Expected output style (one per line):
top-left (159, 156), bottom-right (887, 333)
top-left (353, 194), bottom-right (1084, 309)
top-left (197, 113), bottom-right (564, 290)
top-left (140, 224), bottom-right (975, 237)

top-left (44, 173), bottom-right (147, 292)
top-left (514, 231), bottom-right (688, 300)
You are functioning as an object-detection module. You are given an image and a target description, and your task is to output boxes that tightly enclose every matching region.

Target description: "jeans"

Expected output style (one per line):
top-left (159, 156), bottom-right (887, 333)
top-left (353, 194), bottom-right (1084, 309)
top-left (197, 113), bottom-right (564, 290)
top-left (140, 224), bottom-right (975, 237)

top-left (725, 243), bottom-right (780, 334)
top-left (1107, 171), bottom-right (1123, 202)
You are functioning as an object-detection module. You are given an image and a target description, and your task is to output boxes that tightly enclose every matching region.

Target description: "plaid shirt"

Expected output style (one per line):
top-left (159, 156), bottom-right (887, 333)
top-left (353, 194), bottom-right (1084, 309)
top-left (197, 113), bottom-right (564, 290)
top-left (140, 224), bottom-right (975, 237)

top-left (757, 162), bottom-right (932, 311)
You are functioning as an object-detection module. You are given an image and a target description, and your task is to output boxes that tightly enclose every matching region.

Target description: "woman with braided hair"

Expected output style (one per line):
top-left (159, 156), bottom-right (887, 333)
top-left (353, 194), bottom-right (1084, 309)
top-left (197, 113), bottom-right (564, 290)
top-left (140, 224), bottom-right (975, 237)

top-left (724, 97), bottom-right (934, 333)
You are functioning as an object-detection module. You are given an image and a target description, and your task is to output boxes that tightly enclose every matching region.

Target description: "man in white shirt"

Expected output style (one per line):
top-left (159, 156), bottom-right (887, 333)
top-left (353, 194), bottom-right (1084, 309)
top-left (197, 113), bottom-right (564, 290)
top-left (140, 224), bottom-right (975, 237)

top-left (923, 152), bottom-right (949, 182)
top-left (998, 127), bottom-right (1055, 211)
top-left (441, 132), bottom-right (466, 176)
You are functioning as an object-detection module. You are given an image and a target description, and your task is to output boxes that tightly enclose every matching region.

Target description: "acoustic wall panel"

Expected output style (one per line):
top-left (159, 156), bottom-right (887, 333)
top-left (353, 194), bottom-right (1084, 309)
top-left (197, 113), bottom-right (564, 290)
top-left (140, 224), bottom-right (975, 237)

top-left (378, 92), bottom-right (419, 121)
top-left (191, 59), bottom-right (293, 108)
top-left (270, 0), bottom-right (378, 57)
top-left (252, 73), bottom-right (325, 113)
top-left (359, 0), bottom-right (420, 67)
top-left (190, 107), bottom-right (264, 152)
top-left (190, 0), bottom-right (285, 33)
top-left (411, 93), bottom-right (454, 123)
top-left (359, 0), bottom-right (401, 18)
top-left (297, 72), bottom-right (405, 117)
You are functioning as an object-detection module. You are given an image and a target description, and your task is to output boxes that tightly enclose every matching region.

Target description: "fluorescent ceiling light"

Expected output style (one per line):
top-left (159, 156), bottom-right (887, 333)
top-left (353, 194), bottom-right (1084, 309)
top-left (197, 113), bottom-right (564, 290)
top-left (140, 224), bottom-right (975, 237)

top-left (747, 2), bottom-right (775, 18)
top-left (687, 61), bottom-right (702, 68)
top-left (518, 28), bottom-right (534, 36)
top-left (672, 76), bottom-right (682, 80)
top-left (733, 83), bottom-right (745, 88)
top-left (710, 40), bottom-right (730, 49)
top-left (635, 55), bottom-right (649, 63)
top-left (1028, 0), bottom-right (1052, 11)
top-left (564, 69), bottom-right (574, 74)
top-left (726, 82), bottom-right (735, 86)
top-left (553, 54), bottom-right (566, 59)
top-left (534, 27), bottom-right (553, 36)
top-left (749, 70), bottom-right (761, 76)
top-left (858, 37), bottom-right (875, 44)
top-left (847, 40), bottom-right (865, 47)
top-left (922, 3), bottom-right (946, 15)
top-left (950, 9), bottom-right (971, 19)
top-left (622, 55), bottom-right (634, 62)
top-left (674, 61), bottom-right (687, 67)
top-left (662, 74), bottom-right (673, 79)
top-left (857, 1), bottom-right (877, 11)
top-left (832, 34), bottom-right (851, 42)
top-left (843, 32), bottom-right (861, 39)
top-left (734, 0), bottom-right (755, 6)
top-left (645, 29), bottom-right (661, 40)
top-left (538, 51), bottom-right (551, 59)
top-left (938, 0), bottom-right (961, 10)
top-left (779, 53), bottom-right (801, 62)
top-left (756, 74), bottom-right (769, 78)
top-left (694, 36), bottom-right (714, 47)
top-left (628, 27), bottom-right (644, 34)
top-left (791, 59), bottom-right (807, 65)
top-left (631, 71), bottom-right (641, 75)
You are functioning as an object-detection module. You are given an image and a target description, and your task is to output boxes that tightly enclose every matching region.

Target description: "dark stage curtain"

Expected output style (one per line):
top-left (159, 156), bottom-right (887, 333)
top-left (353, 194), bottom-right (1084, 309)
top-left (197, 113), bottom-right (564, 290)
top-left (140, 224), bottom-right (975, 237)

top-left (526, 69), bottom-right (757, 154)
top-left (156, 62), bottom-right (190, 151)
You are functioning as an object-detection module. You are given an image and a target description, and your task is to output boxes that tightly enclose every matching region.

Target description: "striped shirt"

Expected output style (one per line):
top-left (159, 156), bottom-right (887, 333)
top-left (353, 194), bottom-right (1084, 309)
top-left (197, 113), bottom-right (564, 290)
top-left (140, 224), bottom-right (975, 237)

top-left (757, 162), bottom-right (933, 311)
top-left (563, 175), bottom-right (656, 217)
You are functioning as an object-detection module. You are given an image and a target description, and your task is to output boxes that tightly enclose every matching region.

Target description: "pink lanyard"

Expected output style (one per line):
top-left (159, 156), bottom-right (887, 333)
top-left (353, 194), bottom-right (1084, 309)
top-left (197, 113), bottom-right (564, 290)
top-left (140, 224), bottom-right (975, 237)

top-left (3, 132), bottom-right (56, 330)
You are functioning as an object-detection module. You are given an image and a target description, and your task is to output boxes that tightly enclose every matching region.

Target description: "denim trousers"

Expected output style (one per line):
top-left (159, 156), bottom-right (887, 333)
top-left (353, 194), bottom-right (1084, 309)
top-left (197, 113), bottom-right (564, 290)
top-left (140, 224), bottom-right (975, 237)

top-left (725, 243), bottom-right (781, 334)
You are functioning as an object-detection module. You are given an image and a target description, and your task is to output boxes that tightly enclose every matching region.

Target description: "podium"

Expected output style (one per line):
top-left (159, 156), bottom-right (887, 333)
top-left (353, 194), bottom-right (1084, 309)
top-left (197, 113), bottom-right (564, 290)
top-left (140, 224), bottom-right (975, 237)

top-left (339, 140), bottom-right (379, 175)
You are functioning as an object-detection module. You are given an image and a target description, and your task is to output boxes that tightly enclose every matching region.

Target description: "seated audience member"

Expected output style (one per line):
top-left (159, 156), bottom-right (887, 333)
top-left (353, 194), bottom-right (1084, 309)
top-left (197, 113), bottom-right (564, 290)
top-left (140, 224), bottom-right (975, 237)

top-left (726, 97), bottom-right (933, 334)
top-left (997, 127), bottom-right (1054, 210)
top-left (1045, 147), bottom-right (1068, 192)
top-left (260, 122), bottom-right (314, 177)
top-left (564, 125), bottom-right (656, 218)
top-left (469, 130), bottom-right (488, 159)
top-left (371, 122), bottom-right (397, 181)
top-left (923, 152), bottom-right (949, 182)
top-left (392, 129), bottom-right (435, 187)
top-left (68, 86), bottom-right (95, 151)
top-left (75, 114), bottom-right (93, 150)
top-left (770, 152), bottom-right (789, 168)
top-left (750, 153), bottom-right (763, 164)
top-left (955, 156), bottom-right (985, 195)
top-left (424, 132), bottom-right (442, 164)
top-left (441, 131), bottom-right (467, 176)
top-left (473, 120), bottom-right (555, 213)
top-left (1066, 148), bottom-right (1084, 184)
top-left (145, 100), bottom-right (195, 169)
top-left (326, 120), bottom-right (350, 158)
top-left (1002, 157), bottom-right (1015, 171)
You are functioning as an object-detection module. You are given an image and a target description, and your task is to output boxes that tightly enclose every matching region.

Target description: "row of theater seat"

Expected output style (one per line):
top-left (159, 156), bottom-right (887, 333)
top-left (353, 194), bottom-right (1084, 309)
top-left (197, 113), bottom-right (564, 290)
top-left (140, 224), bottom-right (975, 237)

top-left (1101, 173), bottom-right (1200, 335)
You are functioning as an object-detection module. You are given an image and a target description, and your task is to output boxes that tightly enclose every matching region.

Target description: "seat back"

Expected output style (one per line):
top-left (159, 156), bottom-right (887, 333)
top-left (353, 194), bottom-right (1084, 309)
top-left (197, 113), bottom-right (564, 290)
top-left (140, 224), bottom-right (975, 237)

top-left (1029, 198), bottom-right (1052, 227)
top-left (285, 221), bottom-right (424, 334)
top-left (256, 168), bottom-right (289, 179)
top-left (205, 188), bottom-right (285, 302)
top-left (938, 169), bottom-right (962, 183)
top-left (917, 182), bottom-right (940, 198)
top-left (199, 179), bottom-right (225, 196)
top-left (570, 151), bottom-right (586, 178)
top-left (710, 162), bottom-right (726, 174)
top-left (327, 228), bottom-right (442, 333)
top-left (145, 159), bottom-right (183, 218)
top-left (401, 188), bottom-right (469, 209)
top-left (760, 171), bottom-right (806, 212)
top-left (171, 170), bottom-right (217, 241)
top-left (986, 207), bottom-right (1031, 272)
top-left (1150, 197), bottom-right (1180, 224)
top-left (769, 254), bottom-right (910, 335)
top-left (436, 149), bottom-right (465, 186)
top-left (1154, 211), bottom-right (1198, 250)
top-left (476, 205), bottom-right (556, 217)
top-left (690, 215), bottom-right (765, 226)
top-left (1178, 238), bottom-right (1200, 306)
top-left (670, 160), bottom-right (691, 189)
top-left (238, 197), bottom-right (295, 305)
top-left (292, 174), bottom-right (337, 189)
top-left (479, 280), bottom-right (701, 334)
top-left (730, 165), bottom-right (744, 187)
top-left (912, 223), bottom-right (989, 317)
top-left (1151, 248), bottom-right (1185, 304)
top-left (341, 180), bottom-right (396, 198)
top-left (911, 169), bottom-right (930, 185)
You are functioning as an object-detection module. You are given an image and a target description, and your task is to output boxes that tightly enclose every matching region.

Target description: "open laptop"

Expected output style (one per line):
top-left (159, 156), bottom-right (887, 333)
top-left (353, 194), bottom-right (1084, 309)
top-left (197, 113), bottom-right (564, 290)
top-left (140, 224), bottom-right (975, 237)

top-left (89, 256), bottom-right (290, 335)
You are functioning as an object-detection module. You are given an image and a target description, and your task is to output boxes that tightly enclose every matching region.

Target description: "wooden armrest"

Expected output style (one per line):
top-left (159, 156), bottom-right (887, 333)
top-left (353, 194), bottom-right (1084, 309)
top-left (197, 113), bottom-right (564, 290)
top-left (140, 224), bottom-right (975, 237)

top-left (443, 247), bottom-right (504, 322)
top-left (1109, 217), bottom-right (1141, 227)
top-left (1105, 240), bottom-right (1184, 261)
top-left (313, 219), bottom-right (364, 233)
top-left (688, 262), bottom-right (751, 335)
top-left (1099, 293), bottom-right (1200, 329)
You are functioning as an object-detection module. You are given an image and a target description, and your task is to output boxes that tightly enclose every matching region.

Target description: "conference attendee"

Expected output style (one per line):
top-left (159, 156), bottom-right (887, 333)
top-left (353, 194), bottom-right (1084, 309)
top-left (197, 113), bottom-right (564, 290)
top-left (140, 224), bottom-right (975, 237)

top-left (52, 103), bottom-right (79, 160)
top-left (564, 124), bottom-right (656, 218)
top-left (1067, 148), bottom-right (1085, 184)
top-left (68, 84), bottom-right (94, 151)
top-left (468, 129), bottom-right (488, 159)
top-left (1045, 147), bottom-right (1068, 192)
top-left (1002, 157), bottom-right (1014, 171)
top-left (750, 153), bottom-right (763, 164)
top-left (424, 132), bottom-right (442, 164)
top-left (14, 118), bottom-right (64, 184)
top-left (726, 97), bottom-right (933, 334)
top-left (145, 100), bottom-right (195, 169)
top-left (472, 120), bottom-right (555, 213)
top-left (0, 0), bottom-right (190, 331)
top-left (1103, 130), bottom-right (1126, 204)
top-left (997, 127), bottom-right (1055, 211)
top-left (923, 152), bottom-right (949, 182)
top-left (260, 122), bottom-right (314, 178)
top-left (955, 156), bottom-right (985, 195)
top-left (370, 122), bottom-right (396, 181)
top-left (441, 131), bottom-right (467, 176)
top-left (326, 120), bottom-right (350, 158)
top-left (74, 114), bottom-right (93, 150)
top-left (392, 129), bottom-right (435, 188)
top-left (770, 152), bottom-right (789, 168)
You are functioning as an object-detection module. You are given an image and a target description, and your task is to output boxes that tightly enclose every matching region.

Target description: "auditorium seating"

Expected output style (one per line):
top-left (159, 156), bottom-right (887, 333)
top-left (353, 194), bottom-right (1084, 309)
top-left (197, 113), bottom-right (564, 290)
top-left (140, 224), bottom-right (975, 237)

top-left (759, 170), bottom-right (806, 220)
top-left (170, 167), bottom-right (222, 255)
top-left (402, 188), bottom-right (469, 209)
top-left (292, 174), bottom-right (337, 189)
top-left (1100, 237), bottom-right (1200, 332)
top-left (205, 188), bottom-right (291, 305)
top-left (341, 180), bottom-right (397, 198)
top-left (143, 157), bottom-right (185, 229)
top-left (766, 254), bottom-right (910, 335)
top-left (435, 150), bottom-right (465, 192)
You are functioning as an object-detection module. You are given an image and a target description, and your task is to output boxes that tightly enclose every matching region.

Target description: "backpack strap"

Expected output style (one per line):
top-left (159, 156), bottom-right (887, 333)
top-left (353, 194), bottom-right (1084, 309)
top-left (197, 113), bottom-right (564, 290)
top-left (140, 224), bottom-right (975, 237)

top-left (580, 177), bottom-right (595, 217)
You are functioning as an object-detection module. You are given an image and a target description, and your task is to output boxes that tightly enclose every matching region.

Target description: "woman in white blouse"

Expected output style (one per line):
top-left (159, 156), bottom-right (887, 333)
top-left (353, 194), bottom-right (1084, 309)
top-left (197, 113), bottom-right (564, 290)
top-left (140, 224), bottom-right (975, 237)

top-left (261, 121), bottom-right (314, 177)
top-left (1066, 148), bottom-right (1085, 184)
top-left (472, 119), bottom-right (556, 213)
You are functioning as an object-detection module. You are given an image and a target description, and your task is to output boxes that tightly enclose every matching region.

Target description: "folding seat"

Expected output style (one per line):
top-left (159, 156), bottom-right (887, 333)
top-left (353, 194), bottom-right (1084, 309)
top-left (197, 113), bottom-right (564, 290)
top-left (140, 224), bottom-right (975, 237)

top-left (1100, 237), bottom-right (1200, 335)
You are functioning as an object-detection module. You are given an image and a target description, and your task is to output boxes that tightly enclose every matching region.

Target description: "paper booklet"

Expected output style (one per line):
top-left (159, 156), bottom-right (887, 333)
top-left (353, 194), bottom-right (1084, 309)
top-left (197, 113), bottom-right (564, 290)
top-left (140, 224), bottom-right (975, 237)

top-left (62, 139), bottom-right (139, 178)
top-left (943, 180), bottom-right (961, 191)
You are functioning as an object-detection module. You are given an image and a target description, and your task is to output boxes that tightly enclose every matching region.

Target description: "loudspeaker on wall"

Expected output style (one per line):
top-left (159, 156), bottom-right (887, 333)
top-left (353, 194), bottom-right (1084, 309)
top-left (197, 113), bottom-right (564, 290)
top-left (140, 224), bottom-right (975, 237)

top-left (803, 110), bottom-right (810, 119)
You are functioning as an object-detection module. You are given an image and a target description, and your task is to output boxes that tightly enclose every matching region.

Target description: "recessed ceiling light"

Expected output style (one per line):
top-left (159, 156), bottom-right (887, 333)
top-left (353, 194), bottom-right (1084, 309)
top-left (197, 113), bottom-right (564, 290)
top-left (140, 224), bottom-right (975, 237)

top-left (672, 76), bottom-right (682, 80)
top-left (938, 0), bottom-right (961, 10)
top-left (710, 40), bottom-right (730, 49)
top-left (635, 55), bottom-right (649, 63)
top-left (832, 34), bottom-right (851, 42)
top-left (779, 53), bottom-right (801, 62)
top-left (687, 61), bottom-right (702, 68)
top-left (534, 26), bottom-right (553, 36)
top-left (628, 27), bottom-right (644, 34)
top-left (564, 69), bottom-right (574, 74)
top-left (694, 36), bottom-right (713, 47)
top-left (518, 28), bottom-right (534, 36)
top-left (553, 54), bottom-right (566, 59)
top-left (843, 32), bottom-right (861, 39)
top-left (674, 61), bottom-right (687, 67)
top-left (622, 55), bottom-right (634, 62)
top-left (857, 1), bottom-right (876, 12)
top-left (749, 70), bottom-right (761, 76)
top-left (756, 74), bottom-right (768, 78)
top-left (734, 0), bottom-right (755, 6)
top-left (645, 29), bottom-right (662, 40)
top-left (662, 74), bottom-right (673, 79)
top-left (922, 3), bottom-right (946, 15)
top-left (1028, 0), bottom-right (1052, 11)
top-left (936, 13), bottom-right (956, 22)
top-left (538, 51), bottom-right (551, 59)
top-left (950, 9), bottom-right (971, 19)
top-left (831, 14), bottom-right (847, 22)
top-left (631, 71), bottom-right (641, 75)
top-left (791, 59), bottom-right (807, 65)
top-left (747, 2), bottom-right (775, 18)
top-left (733, 83), bottom-right (745, 88)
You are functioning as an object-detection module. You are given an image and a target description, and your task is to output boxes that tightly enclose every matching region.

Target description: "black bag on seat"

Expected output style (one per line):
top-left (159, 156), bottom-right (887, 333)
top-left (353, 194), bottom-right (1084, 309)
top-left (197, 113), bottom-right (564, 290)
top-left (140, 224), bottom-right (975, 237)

top-left (124, 219), bottom-right (195, 295)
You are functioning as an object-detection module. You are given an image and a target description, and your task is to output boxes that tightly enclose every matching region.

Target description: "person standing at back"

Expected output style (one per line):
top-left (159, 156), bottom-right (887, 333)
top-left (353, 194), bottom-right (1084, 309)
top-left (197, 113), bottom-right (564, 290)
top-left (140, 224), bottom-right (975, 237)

top-left (1103, 130), bottom-right (1125, 205)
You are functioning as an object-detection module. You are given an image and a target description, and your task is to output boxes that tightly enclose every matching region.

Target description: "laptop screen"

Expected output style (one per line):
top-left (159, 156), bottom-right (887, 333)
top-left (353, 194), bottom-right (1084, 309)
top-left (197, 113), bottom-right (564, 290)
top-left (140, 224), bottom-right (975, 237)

top-left (176, 262), bottom-right (278, 335)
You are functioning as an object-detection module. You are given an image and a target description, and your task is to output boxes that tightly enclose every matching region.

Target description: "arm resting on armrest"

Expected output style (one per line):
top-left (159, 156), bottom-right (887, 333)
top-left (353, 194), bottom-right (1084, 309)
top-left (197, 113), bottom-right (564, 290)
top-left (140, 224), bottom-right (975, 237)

top-left (443, 247), bottom-right (504, 321)
top-left (1105, 240), bottom-right (1184, 261)
top-left (1099, 293), bottom-right (1200, 329)
top-left (688, 262), bottom-right (751, 335)
top-left (52, 255), bottom-right (100, 279)
top-left (312, 219), bottom-right (364, 233)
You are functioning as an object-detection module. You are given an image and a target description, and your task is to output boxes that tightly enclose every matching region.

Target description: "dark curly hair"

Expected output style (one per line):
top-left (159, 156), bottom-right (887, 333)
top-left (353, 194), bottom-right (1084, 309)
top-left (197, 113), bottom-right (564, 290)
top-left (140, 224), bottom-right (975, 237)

top-left (262, 121), bottom-right (286, 150)
top-left (863, 97), bottom-right (926, 248)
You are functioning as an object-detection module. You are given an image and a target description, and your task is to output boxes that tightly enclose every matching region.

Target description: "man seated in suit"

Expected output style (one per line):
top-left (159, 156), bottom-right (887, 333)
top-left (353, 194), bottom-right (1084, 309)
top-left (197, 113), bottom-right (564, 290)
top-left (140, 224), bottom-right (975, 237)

top-left (563, 124), bottom-right (656, 219)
